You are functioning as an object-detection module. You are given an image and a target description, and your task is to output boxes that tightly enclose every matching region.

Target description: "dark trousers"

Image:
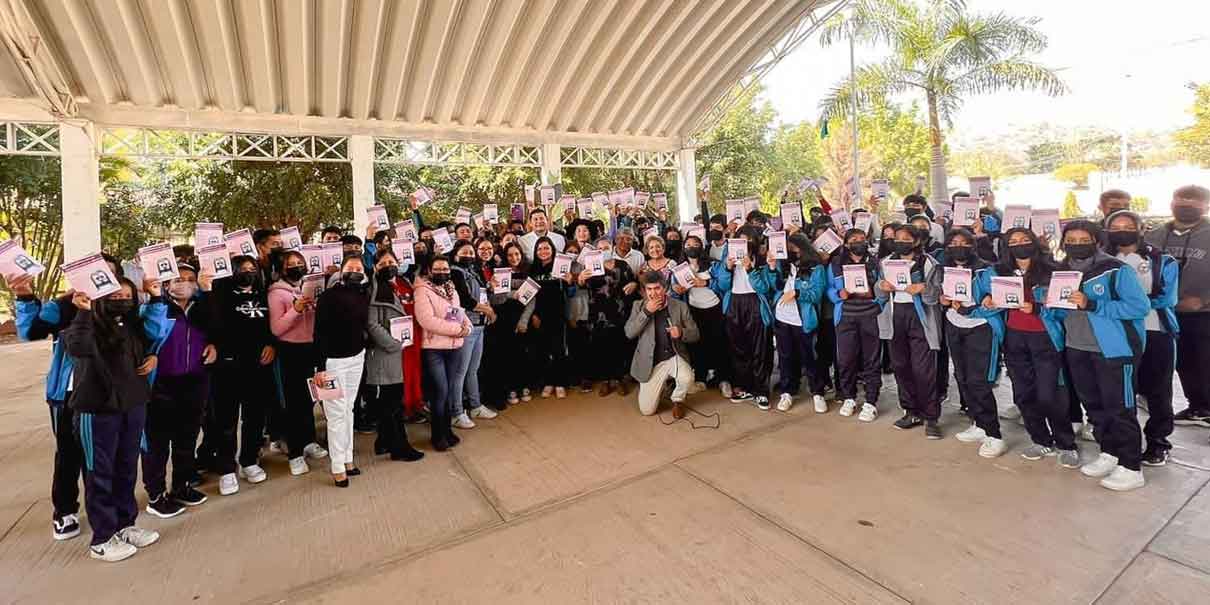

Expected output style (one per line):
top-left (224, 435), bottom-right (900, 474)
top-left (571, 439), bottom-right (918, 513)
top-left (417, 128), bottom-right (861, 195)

top-left (567, 321), bottom-right (591, 384)
top-left (366, 383), bottom-right (414, 454)
top-left (211, 361), bottom-right (273, 473)
top-left (1176, 313), bottom-right (1210, 412)
top-left (1066, 348), bottom-right (1142, 470)
top-left (76, 405), bottom-right (145, 546)
top-left (945, 322), bottom-right (1000, 438)
top-left (278, 341), bottom-right (319, 459)
top-left (689, 304), bottom-right (729, 384)
top-left (725, 293), bottom-right (773, 397)
top-left (588, 322), bottom-right (629, 381)
top-left (1004, 329), bottom-right (1074, 449)
top-left (532, 315), bottom-right (570, 388)
top-left (836, 314), bottom-right (882, 404)
top-left (889, 304), bottom-right (938, 420)
top-left (422, 349), bottom-right (462, 446)
top-left (49, 398), bottom-right (82, 518)
top-left (143, 374), bottom-right (208, 497)
top-left (814, 302), bottom-right (837, 390)
top-left (1139, 330), bottom-right (1176, 453)
top-left (774, 321), bottom-right (819, 395)
top-left (484, 318), bottom-right (532, 404)
top-left (936, 323), bottom-right (951, 399)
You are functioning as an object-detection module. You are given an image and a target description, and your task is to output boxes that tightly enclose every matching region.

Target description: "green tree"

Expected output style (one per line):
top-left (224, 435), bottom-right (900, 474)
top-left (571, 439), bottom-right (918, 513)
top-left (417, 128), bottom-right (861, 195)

top-left (949, 148), bottom-right (1018, 181)
top-left (818, 0), bottom-right (1066, 203)
top-left (1130, 196), bottom-right (1151, 214)
top-left (765, 121), bottom-right (824, 207)
top-left (1053, 162), bottom-right (1098, 188)
top-left (1176, 83), bottom-right (1210, 167)
top-left (859, 102), bottom-right (932, 197)
top-left (0, 156), bottom-right (63, 303)
top-left (695, 86), bottom-right (775, 214)
top-left (1061, 190), bottom-right (1082, 219)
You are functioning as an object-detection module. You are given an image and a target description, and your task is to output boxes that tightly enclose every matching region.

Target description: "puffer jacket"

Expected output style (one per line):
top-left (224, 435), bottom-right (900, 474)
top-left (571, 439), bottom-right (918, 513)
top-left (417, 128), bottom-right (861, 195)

top-left (414, 278), bottom-right (471, 350)
top-left (268, 279), bottom-right (314, 343)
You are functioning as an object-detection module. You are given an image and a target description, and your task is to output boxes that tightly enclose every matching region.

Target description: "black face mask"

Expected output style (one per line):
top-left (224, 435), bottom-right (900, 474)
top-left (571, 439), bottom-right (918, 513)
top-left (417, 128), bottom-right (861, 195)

top-left (1108, 230), bottom-right (1139, 248)
top-left (684, 246), bottom-right (702, 259)
top-left (1065, 243), bottom-right (1096, 260)
top-left (268, 248), bottom-right (285, 268)
top-left (1008, 243), bottom-right (1036, 260)
top-left (1173, 206), bottom-right (1203, 224)
top-left (847, 242), bottom-right (869, 257)
top-left (284, 267), bottom-right (306, 282)
top-left (892, 241), bottom-right (915, 255)
top-left (706, 230), bottom-right (723, 243)
top-left (665, 240), bottom-right (682, 258)
top-left (456, 256), bottom-right (475, 267)
top-left (104, 299), bottom-right (134, 318)
top-left (341, 272), bottom-right (365, 286)
top-left (946, 246), bottom-right (972, 263)
top-left (904, 207), bottom-right (923, 219)
top-left (376, 266), bottom-right (398, 281)
top-left (429, 273), bottom-right (450, 286)
top-left (234, 271), bottom-right (257, 288)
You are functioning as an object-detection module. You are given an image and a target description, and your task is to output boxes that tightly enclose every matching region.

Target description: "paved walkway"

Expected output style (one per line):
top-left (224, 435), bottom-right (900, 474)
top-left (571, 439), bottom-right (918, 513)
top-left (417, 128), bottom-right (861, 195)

top-left (1, 340), bottom-right (1208, 604)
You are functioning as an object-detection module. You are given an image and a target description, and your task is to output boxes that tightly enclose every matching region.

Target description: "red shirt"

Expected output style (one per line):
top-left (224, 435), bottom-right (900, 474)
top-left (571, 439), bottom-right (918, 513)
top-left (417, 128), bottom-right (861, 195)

top-left (1005, 287), bottom-right (1045, 332)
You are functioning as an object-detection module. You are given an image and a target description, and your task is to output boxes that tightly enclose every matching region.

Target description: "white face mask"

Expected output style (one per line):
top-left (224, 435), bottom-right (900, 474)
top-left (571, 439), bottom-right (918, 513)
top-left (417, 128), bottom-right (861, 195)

top-left (169, 281), bottom-right (197, 301)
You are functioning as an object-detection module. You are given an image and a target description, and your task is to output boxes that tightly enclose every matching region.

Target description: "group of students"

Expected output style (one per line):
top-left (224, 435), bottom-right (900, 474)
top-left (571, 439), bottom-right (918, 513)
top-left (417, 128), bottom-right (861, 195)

top-left (7, 182), bottom-right (1210, 562)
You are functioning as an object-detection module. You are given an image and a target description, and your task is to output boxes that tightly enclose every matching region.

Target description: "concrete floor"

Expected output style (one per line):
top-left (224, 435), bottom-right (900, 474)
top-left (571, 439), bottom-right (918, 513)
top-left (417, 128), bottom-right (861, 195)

top-left (1, 340), bottom-right (1208, 604)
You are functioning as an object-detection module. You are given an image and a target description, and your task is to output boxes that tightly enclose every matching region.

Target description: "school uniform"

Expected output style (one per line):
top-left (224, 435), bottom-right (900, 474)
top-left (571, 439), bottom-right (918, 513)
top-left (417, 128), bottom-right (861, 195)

top-left (1042, 252), bottom-right (1150, 471)
top-left (1003, 281), bottom-right (1075, 451)
top-left (773, 263), bottom-right (827, 396)
top-left (676, 256), bottom-right (729, 386)
top-left (942, 262), bottom-right (1004, 438)
top-left (711, 244), bottom-right (778, 398)
top-left (882, 253), bottom-right (943, 420)
top-left (827, 253), bottom-right (885, 406)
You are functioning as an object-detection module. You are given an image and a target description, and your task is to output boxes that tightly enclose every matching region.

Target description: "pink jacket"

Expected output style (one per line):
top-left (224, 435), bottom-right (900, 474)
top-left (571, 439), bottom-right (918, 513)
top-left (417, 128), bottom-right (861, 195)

top-left (268, 280), bottom-right (315, 344)
top-left (414, 279), bottom-right (471, 350)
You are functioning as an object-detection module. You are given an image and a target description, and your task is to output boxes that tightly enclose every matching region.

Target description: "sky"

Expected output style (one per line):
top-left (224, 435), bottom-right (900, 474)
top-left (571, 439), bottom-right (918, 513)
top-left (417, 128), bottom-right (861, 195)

top-left (760, 0), bottom-right (1210, 142)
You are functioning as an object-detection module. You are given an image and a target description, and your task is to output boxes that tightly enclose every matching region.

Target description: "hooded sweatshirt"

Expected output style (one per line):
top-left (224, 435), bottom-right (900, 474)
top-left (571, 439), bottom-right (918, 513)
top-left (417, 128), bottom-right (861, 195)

top-left (269, 278), bottom-right (315, 344)
top-left (1145, 219), bottom-right (1210, 313)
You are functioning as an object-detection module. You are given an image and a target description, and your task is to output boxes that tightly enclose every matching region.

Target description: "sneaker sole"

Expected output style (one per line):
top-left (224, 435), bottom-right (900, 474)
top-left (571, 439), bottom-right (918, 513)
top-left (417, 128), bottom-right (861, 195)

top-left (1174, 419), bottom-right (1210, 428)
top-left (858, 415), bottom-right (876, 422)
top-left (1141, 459), bottom-right (1168, 467)
top-left (979, 449), bottom-right (1006, 459)
top-left (177, 497), bottom-right (207, 507)
top-left (1080, 468), bottom-right (1115, 478)
top-left (91, 548), bottom-right (137, 562)
top-left (144, 506), bottom-right (185, 519)
top-left (955, 434), bottom-right (986, 443)
top-left (926, 433), bottom-right (943, 440)
top-left (240, 473), bottom-right (267, 484)
top-left (220, 487), bottom-right (239, 496)
top-left (53, 528), bottom-right (81, 541)
top-left (1100, 479), bottom-right (1145, 491)
top-left (1059, 460), bottom-right (1082, 469)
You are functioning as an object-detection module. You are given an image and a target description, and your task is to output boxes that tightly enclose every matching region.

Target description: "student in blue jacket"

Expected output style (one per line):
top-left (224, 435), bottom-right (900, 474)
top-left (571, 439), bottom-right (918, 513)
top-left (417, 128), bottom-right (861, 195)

top-left (772, 232), bottom-right (828, 413)
top-left (828, 228), bottom-right (886, 422)
top-left (1044, 220), bottom-right (1150, 492)
top-left (711, 225), bottom-right (779, 410)
top-left (940, 228), bottom-right (1007, 458)
top-left (10, 255), bottom-right (167, 542)
top-left (1104, 210), bottom-right (1180, 466)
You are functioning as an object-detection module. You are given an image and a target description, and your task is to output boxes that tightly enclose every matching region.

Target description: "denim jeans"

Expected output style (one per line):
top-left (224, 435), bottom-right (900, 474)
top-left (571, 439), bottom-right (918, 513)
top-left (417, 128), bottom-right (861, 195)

top-left (454, 325), bottom-right (485, 416)
top-left (424, 348), bottom-right (469, 423)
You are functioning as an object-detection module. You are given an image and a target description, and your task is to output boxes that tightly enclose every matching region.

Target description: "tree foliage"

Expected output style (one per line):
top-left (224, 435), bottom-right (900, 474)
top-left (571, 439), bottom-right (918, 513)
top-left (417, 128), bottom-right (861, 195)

top-left (1061, 190), bottom-right (1082, 219)
top-left (1053, 162), bottom-right (1098, 188)
top-left (695, 86), bottom-right (776, 214)
top-left (1176, 82), bottom-right (1210, 168)
top-left (0, 156), bottom-right (64, 303)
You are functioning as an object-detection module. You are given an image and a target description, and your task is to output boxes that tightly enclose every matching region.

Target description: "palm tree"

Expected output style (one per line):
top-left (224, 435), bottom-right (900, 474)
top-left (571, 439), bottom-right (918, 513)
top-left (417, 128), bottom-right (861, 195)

top-left (818, 0), bottom-right (1067, 204)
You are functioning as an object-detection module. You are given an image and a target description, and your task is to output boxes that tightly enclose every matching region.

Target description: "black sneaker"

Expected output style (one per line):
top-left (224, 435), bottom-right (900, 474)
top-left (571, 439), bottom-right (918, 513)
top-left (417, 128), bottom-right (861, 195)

top-left (924, 420), bottom-right (943, 440)
top-left (893, 413), bottom-right (923, 430)
top-left (146, 494), bottom-right (185, 519)
top-left (184, 470), bottom-right (204, 488)
top-left (52, 513), bottom-right (81, 541)
top-left (1141, 449), bottom-right (1170, 467)
top-left (171, 487), bottom-right (208, 507)
top-left (753, 396), bottom-right (770, 411)
top-left (729, 390), bottom-right (754, 403)
top-left (1174, 408), bottom-right (1210, 428)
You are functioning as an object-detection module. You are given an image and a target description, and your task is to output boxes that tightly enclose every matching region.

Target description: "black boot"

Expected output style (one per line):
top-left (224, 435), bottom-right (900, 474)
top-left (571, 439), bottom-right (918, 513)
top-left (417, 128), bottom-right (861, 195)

top-left (388, 406), bottom-right (424, 461)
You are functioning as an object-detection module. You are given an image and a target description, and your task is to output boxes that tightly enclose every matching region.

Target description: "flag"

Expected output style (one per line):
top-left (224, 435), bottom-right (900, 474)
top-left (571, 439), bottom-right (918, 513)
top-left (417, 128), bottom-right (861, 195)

top-left (820, 120), bottom-right (829, 139)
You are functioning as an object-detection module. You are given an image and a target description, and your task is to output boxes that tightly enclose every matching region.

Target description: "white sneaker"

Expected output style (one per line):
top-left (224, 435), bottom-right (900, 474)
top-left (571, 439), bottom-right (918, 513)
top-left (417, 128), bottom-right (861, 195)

top-left (116, 526), bottom-right (160, 548)
top-left (1080, 452), bottom-right (1118, 478)
top-left (239, 465), bottom-right (267, 484)
top-left (978, 437), bottom-right (1008, 458)
top-left (90, 535), bottom-right (137, 562)
top-left (269, 440), bottom-right (288, 455)
top-left (813, 395), bottom-right (828, 413)
top-left (507, 391), bottom-right (520, 405)
top-left (303, 443), bottom-right (328, 460)
top-left (219, 473), bottom-right (239, 496)
top-left (776, 393), bottom-right (793, 412)
top-left (452, 413), bottom-right (476, 429)
top-left (520, 388), bottom-right (533, 402)
top-left (998, 405), bottom-right (1022, 420)
top-left (1100, 466), bottom-right (1145, 492)
top-left (719, 381), bottom-right (733, 399)
top-left (555, 387), bottom-right (567, 399)
top-left (1079, 423), bottom-right (1097, 443)
top-left (470, 405), bottom-right (498, 419)
top-left (541, 386), bottom-right (554, 398)
top-left (838, 399), bottom-right (857, 417)
top-left (955, 423), bottom-right (988, 443)
top-left (289, 456), bottom-right (310, 476)
top-left (857, 404), bottom-right (878, 422)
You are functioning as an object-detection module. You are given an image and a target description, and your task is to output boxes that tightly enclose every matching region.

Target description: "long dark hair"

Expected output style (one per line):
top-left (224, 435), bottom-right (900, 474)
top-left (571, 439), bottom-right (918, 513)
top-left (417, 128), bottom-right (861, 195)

top-left (942, 227), bottom-right (987, 270)
top-left (92, 277), bottom-right (143, 355)
top-left (787, 232), bottom-right (822, 272)
top-left (531, 236), bottom-right (556, 275)
top-left (996, 227), bottom-right (1054, 290)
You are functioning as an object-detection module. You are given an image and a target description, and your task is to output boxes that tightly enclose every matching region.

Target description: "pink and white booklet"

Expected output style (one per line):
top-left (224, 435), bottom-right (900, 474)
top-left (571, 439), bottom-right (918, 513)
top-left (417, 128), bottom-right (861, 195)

top-left (942, 267), bottom-right (972, 302)
top-left (1046, 271), bottom-right (1083, 309)
top-left (0, 240), bottom-right (44, 279)
top-left (63, 253), bottom-right (121, 299)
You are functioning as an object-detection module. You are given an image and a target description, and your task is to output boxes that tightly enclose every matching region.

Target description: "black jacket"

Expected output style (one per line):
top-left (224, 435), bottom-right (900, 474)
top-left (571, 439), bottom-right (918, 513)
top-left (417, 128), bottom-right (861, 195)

top-left (210, 284), bottom-right (275, 365)
top-left (314, 282), bottom-right (370, 367)
top-left (64, 310), bottom-right (152, 414)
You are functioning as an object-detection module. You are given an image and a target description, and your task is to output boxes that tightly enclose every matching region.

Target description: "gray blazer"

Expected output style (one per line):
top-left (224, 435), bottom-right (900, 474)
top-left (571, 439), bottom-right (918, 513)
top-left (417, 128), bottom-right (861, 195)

top-left (624, 298), bottom-right (700, 382)
top-left (364, 278), bottom-right (405, 385)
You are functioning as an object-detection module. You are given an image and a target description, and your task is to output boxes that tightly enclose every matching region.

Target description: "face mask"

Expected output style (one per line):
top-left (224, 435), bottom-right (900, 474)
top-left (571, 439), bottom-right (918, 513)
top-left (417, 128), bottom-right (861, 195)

top-left (892, 241), bottom-right (915, 255)
top-left (664, 240), bottom-right (682, 257)
top-left (234, 271), bottom-right (257, 288)
top-left (456, 256), bottom-right (474, 267)
top-left (1173, 206), bottom-right (1203, 224)
top-left (1108, 230), bottom-right (1139, 248)
top-left (376, 266), bottom-right (398, 281)
top-left (684, 247), bottom-right (702, 259)
top-left (904, 207), bottom-right (922, 219)
top-left (341, 272), bottom-right (365, 286)
top-left (706, 231), bottom-right (723, 243)
top-left (847, 242), bottom-right (869, 257)
top-left (946, 246), bottom-right (972, 263)
top-left (284, 266), bottom-right (306, 281)
top-left (429, 272), bottom-right (450, 286)
top-left (1065, 243), bottom-right (1096, 260)
top-left (169, 282), bottom-right (197, 300)
top-left (104, 299), bottom-right (134, 318)
top-left (1008, 243), bottom-right (1036, 260)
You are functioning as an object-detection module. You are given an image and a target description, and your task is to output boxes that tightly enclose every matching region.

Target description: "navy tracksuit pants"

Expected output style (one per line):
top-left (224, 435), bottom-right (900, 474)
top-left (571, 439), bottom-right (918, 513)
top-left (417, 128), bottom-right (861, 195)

top-left (945, 322), bottom-right (999, 438)
top-left (1065, 348), bottom-right (1142, 471)
top-left (889, 304), bottom-right (938, 420)
top-left (1138, 330), bottom-right (1176, 453)
top-left (835, 313), bottom-right (882, 404)
top-left (76, 404), bottom-right (146, 546)
top-left (1004, 329), bottom-right (1075, 450)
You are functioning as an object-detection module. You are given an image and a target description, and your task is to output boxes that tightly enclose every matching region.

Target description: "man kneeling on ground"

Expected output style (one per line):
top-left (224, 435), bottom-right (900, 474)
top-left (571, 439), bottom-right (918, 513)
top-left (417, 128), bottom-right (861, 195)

top-left (625, 272), bottom-right (700, 417)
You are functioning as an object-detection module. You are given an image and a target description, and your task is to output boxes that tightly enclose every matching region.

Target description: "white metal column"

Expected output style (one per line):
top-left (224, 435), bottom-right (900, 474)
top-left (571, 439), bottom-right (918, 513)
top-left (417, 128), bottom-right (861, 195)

top-left (59, 121), bottom-right (101, 261)
top-left (541, 143), bottom-right (561, 185)
top-left (349, 135), bottom-right (374, 236)
top-left (674, 147), bottom-right (697, 224)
